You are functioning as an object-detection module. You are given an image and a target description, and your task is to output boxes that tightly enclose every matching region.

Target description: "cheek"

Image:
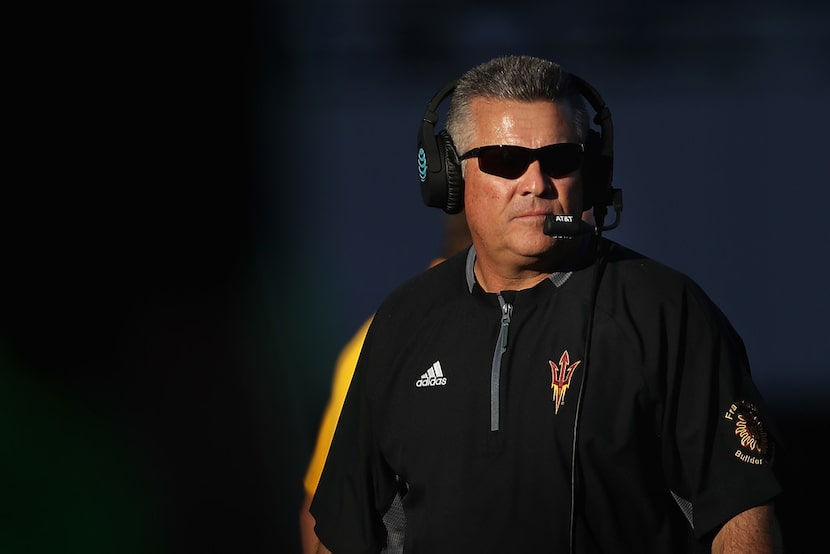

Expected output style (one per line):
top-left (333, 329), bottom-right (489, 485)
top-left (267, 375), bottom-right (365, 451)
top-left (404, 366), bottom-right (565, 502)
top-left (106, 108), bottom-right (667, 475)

top-left (466, 176), bottom-right (509, 207)
top-left (463, 179), bottom-right (502, 231)
top-left (557, 176), bottom-right (583, 205)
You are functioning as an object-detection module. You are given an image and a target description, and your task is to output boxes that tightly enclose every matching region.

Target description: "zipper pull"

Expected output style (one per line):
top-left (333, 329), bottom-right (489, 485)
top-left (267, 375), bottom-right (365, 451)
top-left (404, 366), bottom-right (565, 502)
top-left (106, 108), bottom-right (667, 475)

top-left (499, 301), bottom-right (512, 351)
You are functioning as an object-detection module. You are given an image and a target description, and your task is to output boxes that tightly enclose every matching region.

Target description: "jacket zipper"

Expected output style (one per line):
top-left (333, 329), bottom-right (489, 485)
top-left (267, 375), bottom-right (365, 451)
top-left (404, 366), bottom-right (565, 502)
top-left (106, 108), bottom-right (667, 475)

top-left (491, 295), bottom-right (512, 431)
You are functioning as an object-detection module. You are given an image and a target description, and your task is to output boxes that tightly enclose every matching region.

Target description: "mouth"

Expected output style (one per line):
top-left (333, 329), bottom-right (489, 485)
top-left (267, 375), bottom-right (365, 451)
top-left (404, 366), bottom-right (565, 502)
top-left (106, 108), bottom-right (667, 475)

top-left (514, 211), bottom-right (552, 221)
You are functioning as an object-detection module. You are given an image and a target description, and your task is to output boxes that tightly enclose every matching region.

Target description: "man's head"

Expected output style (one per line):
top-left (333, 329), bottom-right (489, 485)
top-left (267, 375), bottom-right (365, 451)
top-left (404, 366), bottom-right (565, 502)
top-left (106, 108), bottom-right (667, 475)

top-left (445, 56), bottom-right (592, 272)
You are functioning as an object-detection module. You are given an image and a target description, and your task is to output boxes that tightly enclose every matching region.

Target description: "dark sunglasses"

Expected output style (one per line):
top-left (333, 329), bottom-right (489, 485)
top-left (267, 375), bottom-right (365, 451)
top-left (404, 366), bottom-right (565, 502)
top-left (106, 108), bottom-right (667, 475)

top-left (459, 143), bottom-right (584, 180)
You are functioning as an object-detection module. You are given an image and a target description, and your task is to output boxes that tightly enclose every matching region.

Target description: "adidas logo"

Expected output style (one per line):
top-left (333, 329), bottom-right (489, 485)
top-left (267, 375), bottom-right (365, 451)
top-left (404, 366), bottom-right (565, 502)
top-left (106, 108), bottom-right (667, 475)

top-left (415, 361), bottom-right (447, 387)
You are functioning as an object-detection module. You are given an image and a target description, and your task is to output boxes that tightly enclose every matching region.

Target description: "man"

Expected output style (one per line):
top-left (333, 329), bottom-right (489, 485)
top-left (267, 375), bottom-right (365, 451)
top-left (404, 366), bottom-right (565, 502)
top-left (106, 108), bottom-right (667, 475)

top-left (310, 55), bottom-right (782, 553)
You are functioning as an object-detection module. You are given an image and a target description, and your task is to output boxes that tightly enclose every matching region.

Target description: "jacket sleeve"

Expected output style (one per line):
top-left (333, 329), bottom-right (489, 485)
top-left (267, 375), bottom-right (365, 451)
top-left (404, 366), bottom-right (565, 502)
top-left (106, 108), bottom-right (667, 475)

top-left (309, 317), bottom-right (398, 553)
top-left (661, 279), bottom-right (783, 539)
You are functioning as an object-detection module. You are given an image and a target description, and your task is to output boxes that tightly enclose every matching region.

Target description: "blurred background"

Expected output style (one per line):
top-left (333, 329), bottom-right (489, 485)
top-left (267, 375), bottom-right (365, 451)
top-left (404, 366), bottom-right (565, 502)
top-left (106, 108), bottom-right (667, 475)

top-left (3, 0), bottom-right (828, 552)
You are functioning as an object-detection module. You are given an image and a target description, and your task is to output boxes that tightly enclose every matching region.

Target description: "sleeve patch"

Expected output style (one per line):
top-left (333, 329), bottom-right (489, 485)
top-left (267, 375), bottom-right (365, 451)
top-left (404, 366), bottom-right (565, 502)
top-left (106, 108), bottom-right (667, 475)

top-left (723, 400), bottom-right (773, 465)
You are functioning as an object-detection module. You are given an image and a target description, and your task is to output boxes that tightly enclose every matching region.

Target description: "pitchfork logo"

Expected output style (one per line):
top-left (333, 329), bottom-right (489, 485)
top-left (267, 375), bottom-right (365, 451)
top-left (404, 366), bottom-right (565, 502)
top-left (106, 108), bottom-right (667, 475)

top-left (550, 350), bottom-right (581, 414)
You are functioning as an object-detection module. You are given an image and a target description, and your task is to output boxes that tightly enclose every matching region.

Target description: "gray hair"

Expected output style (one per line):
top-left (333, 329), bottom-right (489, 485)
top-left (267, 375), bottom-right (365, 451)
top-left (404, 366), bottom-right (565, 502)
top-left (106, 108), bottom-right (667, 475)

top-left (445, 55), bottom-right (590, 155)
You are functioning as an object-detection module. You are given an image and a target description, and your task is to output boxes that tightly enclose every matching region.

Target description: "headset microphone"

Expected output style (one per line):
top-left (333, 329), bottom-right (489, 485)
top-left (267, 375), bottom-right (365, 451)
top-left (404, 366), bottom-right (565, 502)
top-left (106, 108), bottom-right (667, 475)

top-left (543, 214), bottom-right (594, 238)
top-left (543, 184), bottom-right (624, 239)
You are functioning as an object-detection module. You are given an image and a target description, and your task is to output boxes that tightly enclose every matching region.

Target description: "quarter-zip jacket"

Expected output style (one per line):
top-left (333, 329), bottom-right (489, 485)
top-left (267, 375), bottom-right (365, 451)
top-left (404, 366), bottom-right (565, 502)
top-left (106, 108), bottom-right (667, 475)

top-left (311, 238), bottom-right (782, 554)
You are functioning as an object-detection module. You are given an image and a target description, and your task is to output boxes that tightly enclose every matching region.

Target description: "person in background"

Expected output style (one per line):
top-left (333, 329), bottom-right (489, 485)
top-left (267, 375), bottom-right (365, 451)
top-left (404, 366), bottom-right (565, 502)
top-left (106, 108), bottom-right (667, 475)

top-left (310, 55), bottom-right (783, 553)
top-left (299, 213), bottom-right (471, 554)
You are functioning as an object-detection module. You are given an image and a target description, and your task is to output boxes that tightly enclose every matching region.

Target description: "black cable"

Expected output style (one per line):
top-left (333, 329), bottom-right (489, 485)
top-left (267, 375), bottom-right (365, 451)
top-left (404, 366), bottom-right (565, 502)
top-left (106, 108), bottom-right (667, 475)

top-left (567, 224), bottom-right (610, 554)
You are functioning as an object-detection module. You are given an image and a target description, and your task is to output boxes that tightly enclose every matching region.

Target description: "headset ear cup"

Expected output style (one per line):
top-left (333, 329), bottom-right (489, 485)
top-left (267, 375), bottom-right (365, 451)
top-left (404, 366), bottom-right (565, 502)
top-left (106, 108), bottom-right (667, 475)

top-left (438, 130), bottom-right (464, 214)
top-left (581, 129), bottom-right (602, 211)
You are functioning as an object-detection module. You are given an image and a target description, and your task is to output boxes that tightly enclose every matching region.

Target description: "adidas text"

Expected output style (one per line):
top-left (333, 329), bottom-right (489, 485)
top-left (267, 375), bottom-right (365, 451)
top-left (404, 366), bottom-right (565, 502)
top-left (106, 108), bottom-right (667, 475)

top-left (416, 376), bottom-right (447, 387)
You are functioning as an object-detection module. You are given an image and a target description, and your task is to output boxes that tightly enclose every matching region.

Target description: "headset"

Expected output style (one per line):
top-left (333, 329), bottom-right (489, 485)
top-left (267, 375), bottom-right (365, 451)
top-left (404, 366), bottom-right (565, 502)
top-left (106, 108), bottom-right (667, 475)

top-left (416, 72), bottom-right (622, 233)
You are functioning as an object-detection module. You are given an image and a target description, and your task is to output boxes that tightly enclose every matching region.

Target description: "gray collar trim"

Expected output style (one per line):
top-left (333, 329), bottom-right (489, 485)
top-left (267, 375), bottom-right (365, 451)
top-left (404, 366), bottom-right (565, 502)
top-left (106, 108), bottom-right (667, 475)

top-left (465, 245), bottom-right (572, 293)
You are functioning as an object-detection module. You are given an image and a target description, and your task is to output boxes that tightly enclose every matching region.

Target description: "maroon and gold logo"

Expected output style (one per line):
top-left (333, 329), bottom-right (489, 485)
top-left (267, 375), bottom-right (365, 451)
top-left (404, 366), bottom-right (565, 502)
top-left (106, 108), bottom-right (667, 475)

top-left (724, 400), bottom-right (773, 465)
top-left (550, 350), bottom-right (581, 414)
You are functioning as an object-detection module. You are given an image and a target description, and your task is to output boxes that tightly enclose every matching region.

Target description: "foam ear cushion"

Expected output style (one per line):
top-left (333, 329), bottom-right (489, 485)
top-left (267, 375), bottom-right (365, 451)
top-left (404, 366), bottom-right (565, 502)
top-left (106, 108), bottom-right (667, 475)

top-left (581, 129), bottom-right (602, 211)
top-left (438, 130), bottom-right (464, 214)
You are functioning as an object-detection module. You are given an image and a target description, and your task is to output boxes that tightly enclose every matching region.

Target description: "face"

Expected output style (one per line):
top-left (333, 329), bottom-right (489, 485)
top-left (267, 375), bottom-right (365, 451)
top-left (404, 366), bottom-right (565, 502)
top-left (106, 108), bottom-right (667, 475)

top-left (462, 98), bottom-right (584, 265)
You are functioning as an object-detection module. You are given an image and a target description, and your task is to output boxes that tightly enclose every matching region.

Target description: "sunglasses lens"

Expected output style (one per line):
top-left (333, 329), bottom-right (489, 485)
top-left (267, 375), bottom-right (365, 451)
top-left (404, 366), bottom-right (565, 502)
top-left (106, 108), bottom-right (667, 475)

top-left (540, 144), bottom-right (584, 178)
top-left (477, 147), bottom-right (530, 179)
top-left (474, 144), bottom-right (583, 179)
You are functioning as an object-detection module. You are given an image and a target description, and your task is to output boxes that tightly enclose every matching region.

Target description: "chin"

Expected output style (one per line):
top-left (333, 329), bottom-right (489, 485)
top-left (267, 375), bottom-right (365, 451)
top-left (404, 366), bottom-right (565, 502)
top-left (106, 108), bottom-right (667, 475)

top-left (514, 236), bottom-right (558, 258)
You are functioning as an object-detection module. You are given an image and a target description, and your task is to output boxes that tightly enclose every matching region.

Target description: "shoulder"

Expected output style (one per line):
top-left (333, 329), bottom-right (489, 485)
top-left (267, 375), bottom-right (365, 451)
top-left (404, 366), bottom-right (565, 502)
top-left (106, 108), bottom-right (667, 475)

top-left (381, 247), bottom-right (469, 309)
top-left (603, 239), bottom-right (708, 296)
top-left (599, 239), bottom-right (728, 324)
top-left (367, 248), bottom-right (470, 336)
top-left (604, 240), bottom-right (687, 282)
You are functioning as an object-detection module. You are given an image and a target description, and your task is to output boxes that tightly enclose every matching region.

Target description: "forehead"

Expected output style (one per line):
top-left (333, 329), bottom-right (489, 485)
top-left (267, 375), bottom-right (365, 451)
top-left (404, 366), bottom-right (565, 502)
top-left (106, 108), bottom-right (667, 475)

top-left (468, 98), bottom-right (578, 147)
